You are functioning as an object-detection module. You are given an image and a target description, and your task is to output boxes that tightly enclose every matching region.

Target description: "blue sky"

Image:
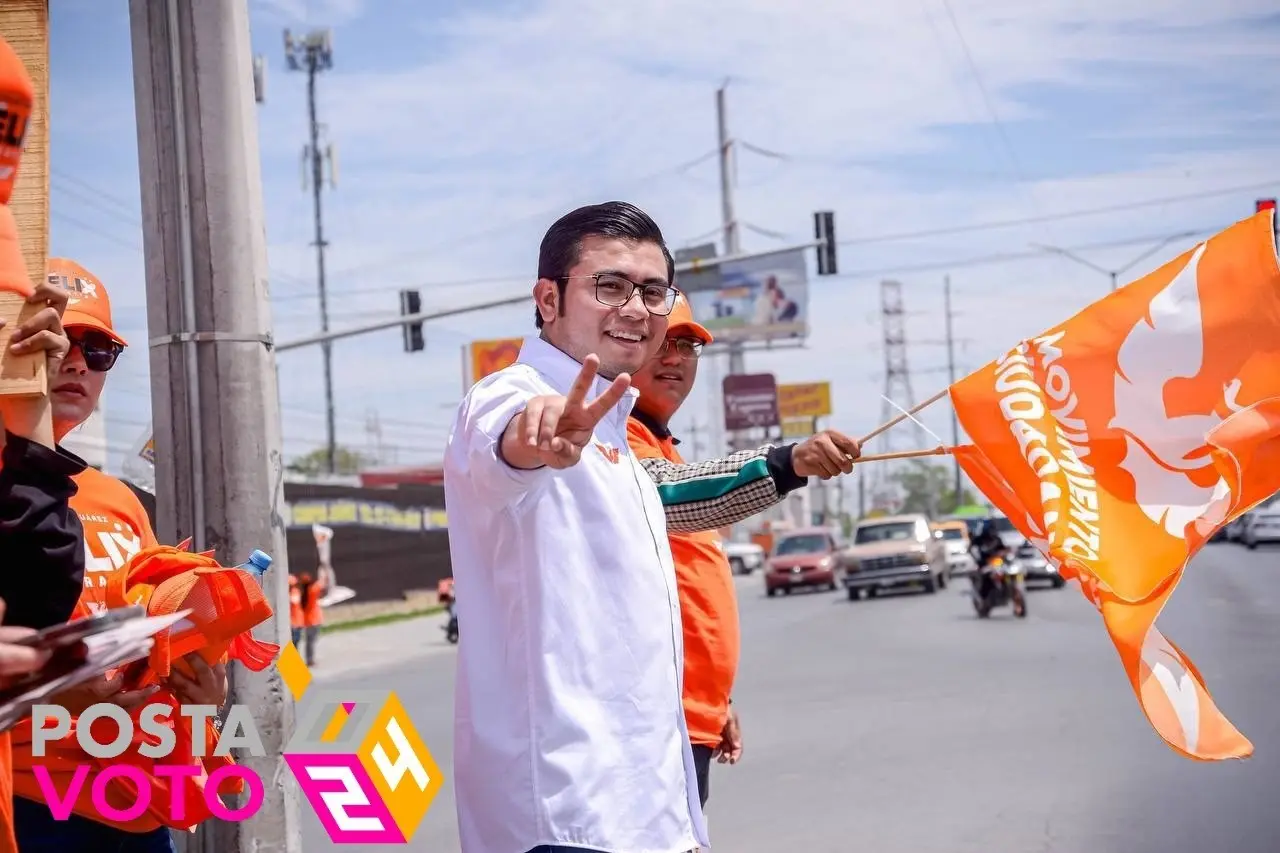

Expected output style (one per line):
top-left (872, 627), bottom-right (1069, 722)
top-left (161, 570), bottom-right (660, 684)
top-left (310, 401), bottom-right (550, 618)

top-left (44, 0), bottom-right (1280, 481)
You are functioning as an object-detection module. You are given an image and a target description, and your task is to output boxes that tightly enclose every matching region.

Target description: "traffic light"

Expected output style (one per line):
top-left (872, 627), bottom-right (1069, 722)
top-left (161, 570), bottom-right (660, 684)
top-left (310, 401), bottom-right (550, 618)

top-left (400, 289), bottom-right (424, 353)
top-left (814, 210), bottom-right (837, 275)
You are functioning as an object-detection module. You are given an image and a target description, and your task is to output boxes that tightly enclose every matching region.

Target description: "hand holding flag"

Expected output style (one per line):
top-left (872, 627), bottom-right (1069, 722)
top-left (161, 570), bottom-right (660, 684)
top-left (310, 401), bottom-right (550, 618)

top-left (854, 208), bottom-right (1280, 760)
top-left (936, 208), bottom-right (1280, 761)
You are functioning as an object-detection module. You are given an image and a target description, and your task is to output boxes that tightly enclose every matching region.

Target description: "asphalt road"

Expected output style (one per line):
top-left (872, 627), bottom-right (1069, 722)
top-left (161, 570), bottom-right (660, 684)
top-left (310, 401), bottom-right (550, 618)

top-left (299, 541), bottom-right (1280, 852)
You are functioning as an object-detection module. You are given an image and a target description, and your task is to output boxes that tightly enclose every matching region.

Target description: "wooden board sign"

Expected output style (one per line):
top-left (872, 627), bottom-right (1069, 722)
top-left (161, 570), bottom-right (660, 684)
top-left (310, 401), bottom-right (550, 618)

top-left (0, 0), bottom-right (48, 397)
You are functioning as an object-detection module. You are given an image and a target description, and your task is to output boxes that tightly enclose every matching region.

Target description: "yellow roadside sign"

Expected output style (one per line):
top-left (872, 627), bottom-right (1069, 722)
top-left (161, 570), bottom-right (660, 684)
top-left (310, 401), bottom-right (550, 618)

top-left (777, 382), bottom-right (832, 419)
top-left (781, 417), bottom-right (815, 439)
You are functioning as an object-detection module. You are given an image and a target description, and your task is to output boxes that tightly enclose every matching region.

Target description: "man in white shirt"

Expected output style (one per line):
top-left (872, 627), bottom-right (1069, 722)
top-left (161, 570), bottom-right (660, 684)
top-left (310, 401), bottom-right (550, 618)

top-left (444, 201), bottom-right (861, 853)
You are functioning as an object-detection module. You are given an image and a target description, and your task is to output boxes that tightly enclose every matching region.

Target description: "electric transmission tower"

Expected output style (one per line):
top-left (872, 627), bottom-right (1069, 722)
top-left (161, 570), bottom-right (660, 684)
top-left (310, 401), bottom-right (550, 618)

top-left (284, 28), bottom-right (339, 474)
top-left (876, 280), bottom-right (927, 508)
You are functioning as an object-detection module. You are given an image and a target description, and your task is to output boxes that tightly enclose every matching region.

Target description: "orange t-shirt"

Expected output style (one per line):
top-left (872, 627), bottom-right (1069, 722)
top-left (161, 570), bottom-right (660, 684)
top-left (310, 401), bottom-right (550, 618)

top-left (10, 466), bottom-right (165, 830)
top-left (300, 577), bottom-right (326, 627)
top-left (626, 416), bottom-right (741, 747)
top-left (0, 733), bottom-right (14, 853)
top-left (66, 467), bottom-right (159, 616)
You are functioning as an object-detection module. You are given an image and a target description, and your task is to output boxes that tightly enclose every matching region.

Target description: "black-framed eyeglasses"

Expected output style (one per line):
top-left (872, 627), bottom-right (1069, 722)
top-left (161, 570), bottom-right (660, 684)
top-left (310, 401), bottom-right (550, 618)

top-left (562, 273), bottom-right (678, 316)
top-left (67, 330), bottom-right (123, 372)
top-left (657, 337), bottom-right (704, 361)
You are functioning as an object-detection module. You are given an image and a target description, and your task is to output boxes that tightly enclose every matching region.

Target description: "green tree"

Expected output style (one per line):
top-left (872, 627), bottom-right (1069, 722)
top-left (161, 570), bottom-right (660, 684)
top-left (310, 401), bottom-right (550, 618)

top-left (286, 446), bottom-right (376, 477)
top-left (889, 460), bottom-right (978, 517)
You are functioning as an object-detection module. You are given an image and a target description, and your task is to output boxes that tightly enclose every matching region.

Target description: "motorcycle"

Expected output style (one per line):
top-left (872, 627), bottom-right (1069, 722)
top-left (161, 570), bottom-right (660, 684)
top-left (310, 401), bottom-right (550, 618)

top-left (970, 553), bottom-right (1028, 619)
top-left (443, 600), bottom-right (458, 644)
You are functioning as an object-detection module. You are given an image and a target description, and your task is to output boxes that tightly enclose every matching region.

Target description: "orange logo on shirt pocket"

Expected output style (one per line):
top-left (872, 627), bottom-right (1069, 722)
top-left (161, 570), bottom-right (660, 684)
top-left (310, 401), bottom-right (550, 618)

top-left (595, 443), bottom-right (620, 464)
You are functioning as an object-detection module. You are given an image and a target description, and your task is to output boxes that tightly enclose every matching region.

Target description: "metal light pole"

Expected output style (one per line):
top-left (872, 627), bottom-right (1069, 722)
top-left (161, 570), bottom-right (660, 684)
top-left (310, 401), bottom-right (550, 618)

top-left (283, 27), bottom-right (338, 473)
top-left (1032, 230), bottom-right (1199, 291)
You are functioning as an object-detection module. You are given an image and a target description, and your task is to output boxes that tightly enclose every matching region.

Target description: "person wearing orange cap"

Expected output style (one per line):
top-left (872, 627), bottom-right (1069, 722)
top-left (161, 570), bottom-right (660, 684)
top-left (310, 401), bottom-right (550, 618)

top-left (626, 293), bottom-right (860, 813)
top-left (0, 280), bottom-right (96, 853)
top-left (8, 260), bottom-right (225, 853)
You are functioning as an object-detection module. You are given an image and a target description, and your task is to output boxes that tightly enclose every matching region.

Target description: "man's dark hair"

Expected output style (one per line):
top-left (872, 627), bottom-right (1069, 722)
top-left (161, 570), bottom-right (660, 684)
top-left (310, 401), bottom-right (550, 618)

top-left (534, 201), bottom-right (676, 329)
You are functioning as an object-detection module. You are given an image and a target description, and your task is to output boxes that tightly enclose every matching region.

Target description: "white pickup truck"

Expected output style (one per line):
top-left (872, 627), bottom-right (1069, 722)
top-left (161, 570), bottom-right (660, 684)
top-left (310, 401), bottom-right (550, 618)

top-left (722, 540), bottom-right (766, 575)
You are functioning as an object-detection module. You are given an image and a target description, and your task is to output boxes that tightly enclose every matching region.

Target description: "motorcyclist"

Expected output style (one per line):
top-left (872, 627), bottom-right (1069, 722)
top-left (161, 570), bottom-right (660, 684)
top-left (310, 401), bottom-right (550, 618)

top-left (438, 577), bottom-right (458, 642)
top-left (969, 520), bottom-right (1009, 600)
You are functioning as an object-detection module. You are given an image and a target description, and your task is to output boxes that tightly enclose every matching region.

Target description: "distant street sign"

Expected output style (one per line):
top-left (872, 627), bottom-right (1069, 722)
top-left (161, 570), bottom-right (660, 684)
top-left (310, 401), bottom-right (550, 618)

top-left (722, 373), bottom-right (781, 431)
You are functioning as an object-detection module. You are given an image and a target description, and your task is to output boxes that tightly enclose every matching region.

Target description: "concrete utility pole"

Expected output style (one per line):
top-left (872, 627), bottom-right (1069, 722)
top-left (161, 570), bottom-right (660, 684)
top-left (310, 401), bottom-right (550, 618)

top-left (283, 27), bottom-right (338, 474)
top-left (716, 83), bottom-right (750, 453)
top-left (129, 1), bottom-right (300, 851)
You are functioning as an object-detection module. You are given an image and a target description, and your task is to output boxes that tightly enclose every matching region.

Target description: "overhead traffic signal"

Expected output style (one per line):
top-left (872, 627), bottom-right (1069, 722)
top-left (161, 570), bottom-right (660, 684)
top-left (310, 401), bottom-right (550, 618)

top-left (814, 211), bottom-right (837, 276)
top-left (400, 289), bottom-right (424, 353)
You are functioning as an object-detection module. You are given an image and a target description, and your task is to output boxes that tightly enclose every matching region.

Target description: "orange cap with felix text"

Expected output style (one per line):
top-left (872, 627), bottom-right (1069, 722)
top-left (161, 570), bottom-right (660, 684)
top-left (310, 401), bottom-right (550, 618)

top-left (47, 257), bottom-right (128, 346)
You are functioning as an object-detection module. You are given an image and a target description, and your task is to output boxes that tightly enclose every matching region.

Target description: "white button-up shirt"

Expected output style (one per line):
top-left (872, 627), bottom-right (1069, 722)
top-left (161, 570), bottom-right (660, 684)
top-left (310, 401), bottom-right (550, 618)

top-left (444, 335), bottom-right (708, 853)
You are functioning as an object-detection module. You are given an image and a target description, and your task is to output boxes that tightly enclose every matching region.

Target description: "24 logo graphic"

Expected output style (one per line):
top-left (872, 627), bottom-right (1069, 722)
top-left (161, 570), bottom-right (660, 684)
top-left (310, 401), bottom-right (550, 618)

top-left (283, 686), bottom-right (443, 844)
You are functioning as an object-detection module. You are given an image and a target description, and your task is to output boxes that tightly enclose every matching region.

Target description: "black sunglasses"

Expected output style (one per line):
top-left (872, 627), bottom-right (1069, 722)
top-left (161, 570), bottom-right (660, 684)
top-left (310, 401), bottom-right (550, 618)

top-left (67, 331), bottom-right (123, 372)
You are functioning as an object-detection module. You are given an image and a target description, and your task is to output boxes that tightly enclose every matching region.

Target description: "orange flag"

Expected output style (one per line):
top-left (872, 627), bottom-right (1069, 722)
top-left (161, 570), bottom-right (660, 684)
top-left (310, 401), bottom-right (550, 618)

top-left (0, 35), bottom-right (34, 297)
top-left (948, 209), bottom-right (1280, 761)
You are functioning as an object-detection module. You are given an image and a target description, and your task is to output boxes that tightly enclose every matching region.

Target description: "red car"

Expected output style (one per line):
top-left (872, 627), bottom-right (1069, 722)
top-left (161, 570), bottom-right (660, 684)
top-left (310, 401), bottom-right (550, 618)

top-left (764, 527), bottom-right (841, 596)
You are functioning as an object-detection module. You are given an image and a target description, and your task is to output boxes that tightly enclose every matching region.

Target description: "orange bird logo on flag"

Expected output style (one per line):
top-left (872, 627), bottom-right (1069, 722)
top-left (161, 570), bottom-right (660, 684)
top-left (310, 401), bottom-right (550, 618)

top-left (948, 209), bottom-right (1280, 761)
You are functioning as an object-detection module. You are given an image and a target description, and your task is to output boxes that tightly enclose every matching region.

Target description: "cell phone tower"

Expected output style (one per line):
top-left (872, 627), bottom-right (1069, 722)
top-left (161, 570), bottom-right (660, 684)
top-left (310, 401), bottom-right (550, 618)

top-left (874, 280), bottom-right (927, 508)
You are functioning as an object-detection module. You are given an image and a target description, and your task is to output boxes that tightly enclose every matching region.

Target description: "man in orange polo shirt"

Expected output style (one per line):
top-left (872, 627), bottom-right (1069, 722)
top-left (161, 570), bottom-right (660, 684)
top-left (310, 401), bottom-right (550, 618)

top-left (627, 294), bottom-right (855, 811)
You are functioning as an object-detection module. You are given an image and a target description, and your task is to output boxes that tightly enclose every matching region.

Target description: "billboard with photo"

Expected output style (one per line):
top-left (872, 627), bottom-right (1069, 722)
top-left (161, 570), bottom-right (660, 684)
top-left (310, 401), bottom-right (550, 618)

top-left (685, 249), bottom-right (808, 343)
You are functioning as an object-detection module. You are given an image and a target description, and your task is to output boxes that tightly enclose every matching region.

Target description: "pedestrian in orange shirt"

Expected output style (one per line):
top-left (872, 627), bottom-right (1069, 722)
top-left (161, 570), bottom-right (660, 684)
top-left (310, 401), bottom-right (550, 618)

top-left (289, 573), bottom-right (304, 644)
top-left (294, 569), bottom-right (327, 666)
top-left (626, 293), bottom-right (860, 811)
top-left (9, 260), bottom-right (226, 853)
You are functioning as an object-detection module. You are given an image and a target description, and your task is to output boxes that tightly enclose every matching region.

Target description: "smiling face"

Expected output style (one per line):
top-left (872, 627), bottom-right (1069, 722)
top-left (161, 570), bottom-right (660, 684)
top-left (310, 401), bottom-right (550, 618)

top-left (534, 235), bottom-right (672, 379)
top-left (632, 334), bottom-right (701, 425)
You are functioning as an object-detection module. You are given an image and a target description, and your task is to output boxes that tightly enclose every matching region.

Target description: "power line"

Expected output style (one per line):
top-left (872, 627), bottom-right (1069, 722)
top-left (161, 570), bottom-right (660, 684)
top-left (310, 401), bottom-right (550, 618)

top-left (318, 149), bottom-right (719, 283)
top-left (837, 181), bottom-right (1276, 246)
top-left (935, 0), bottom-right (1029, 186)
top-left (830, 224), bottom-right (1222, 282)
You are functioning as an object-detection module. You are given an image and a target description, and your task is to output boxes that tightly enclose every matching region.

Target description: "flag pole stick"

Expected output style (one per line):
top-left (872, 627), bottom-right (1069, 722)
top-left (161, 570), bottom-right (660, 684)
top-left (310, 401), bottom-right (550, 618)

top-left (858, 388), bottom-right (950, 445)
top-left (855, 446), bottom-right (954, 463)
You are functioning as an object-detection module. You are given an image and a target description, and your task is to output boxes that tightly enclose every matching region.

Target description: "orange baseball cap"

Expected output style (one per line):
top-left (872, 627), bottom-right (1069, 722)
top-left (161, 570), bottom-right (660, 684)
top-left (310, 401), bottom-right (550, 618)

top-left (47, 257), bottom-right (128, 346)
top-left (666, 292), bottom-right (713, 344)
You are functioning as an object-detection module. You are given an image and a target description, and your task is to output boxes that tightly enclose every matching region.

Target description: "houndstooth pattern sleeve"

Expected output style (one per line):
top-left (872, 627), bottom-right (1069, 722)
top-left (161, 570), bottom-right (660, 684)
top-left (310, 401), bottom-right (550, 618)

top-left (639, 444), bottom-right (791, 533)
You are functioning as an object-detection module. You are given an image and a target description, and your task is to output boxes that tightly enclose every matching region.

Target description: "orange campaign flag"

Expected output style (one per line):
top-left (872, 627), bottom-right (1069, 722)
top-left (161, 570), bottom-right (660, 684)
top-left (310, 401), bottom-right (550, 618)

top-left (947, 208), bottom-right (1280, 761)
top-left (0, 35), bottom-right (34, 297)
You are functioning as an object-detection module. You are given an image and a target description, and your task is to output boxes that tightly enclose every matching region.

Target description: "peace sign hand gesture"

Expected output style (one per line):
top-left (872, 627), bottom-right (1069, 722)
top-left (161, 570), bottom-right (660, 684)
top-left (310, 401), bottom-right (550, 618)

top-left (501, 354), bottom-right (631, 470)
